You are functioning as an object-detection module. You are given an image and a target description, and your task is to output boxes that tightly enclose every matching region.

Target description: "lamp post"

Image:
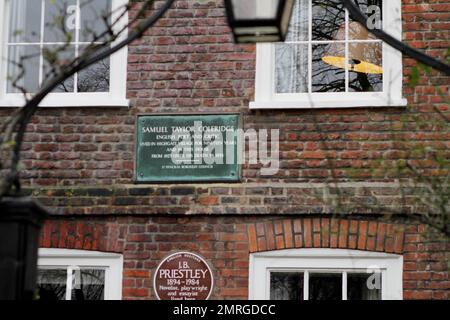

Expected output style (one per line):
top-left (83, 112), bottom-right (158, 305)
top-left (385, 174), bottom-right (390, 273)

top-left (0, 197), bottom-right (48, 300)
top-left (224, 0), bottom-right (295, 43)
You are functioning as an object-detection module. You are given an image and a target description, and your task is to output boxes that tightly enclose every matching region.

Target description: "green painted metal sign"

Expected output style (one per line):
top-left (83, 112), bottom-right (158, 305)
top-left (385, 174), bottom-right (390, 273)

top-left (136, 114), bottom-right (241, 183)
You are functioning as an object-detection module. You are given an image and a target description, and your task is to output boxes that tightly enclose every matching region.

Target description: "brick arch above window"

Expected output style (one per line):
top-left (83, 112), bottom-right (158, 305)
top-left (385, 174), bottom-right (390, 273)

top-left (39, 220), bottom-right (124, 253)
top-left (247, 218), bottom-right (405, 254)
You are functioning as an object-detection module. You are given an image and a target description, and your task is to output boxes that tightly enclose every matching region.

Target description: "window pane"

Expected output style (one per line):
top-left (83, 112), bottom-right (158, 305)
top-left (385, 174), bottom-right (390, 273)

top-left (71, 269), bottom-right (105, 300)
top-left (7, 45), bottom-right (41, 93)
top-left (348, 42), bottom-right (383, 92)
top-left (77, 45), bottom-right (110, 92)
top-left (275, 44), bottom-right (308, 93)
top-left (44, 0), bottom-right (77, 43)
top-left (312, 0), bottom-right (345, 41)
top-left (348, 273), bottom-right (382, 300)
top-left (80, 0), bottom-right (112, 42)
top-left (309, 273), bottom-right (342, 300)
top-left (42, 45), bottom-right (76, 92)
top-left (348, 21), bottom-right (380, 41)
top-left (312, 43), bottom-right (345, 92)
top-left (270, 272), bottom-right (304, 300)
top-left (350, 0), bottom-right (383, 37)
top-left (37, 268), bottom-right (67, 300)
top-left (8, 0), bottom-right (42, 43)
top-left (286, 0), bottom-right (309, 42)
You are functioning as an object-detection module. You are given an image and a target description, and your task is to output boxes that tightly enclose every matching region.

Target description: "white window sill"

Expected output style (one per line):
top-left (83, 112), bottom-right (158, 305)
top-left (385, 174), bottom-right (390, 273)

top-left (250, 97), bottom-right (408, 109)
top-left (0, 94), bottom-right (130, 108)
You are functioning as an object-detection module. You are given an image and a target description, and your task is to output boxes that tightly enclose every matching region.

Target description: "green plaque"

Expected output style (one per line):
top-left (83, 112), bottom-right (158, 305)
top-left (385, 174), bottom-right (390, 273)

top-left (136, 114), bottom-right (241, 182)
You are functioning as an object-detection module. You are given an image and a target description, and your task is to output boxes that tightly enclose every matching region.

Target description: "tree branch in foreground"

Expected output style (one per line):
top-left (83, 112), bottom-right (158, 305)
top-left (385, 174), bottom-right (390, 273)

top-left (0, 0), bottom-right (176, 198)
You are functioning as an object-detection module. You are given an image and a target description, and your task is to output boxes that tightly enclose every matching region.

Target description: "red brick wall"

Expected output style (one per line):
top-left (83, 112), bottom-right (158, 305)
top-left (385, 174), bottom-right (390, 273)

top-left (25, 184), bottom-right (432, 215)
top-left (39, 216), bottom-right (449, 300)
top-left (2, 0), bottom-right (448, 301)
top-left (0, 0), bottom-right (446, 187)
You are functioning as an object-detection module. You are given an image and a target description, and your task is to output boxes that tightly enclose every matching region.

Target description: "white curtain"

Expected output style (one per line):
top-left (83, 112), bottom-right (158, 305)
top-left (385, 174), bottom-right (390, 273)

top-left (7, 0), bottom-right (42, 93)
top-left (7, 0), bottom-right (27, 91)
top-left (275, 0), bottom-right (309, 93)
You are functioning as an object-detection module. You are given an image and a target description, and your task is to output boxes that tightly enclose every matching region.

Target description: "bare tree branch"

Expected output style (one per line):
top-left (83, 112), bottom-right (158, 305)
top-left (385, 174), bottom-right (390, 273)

top-left (0, 0), bottom-right (176, 198)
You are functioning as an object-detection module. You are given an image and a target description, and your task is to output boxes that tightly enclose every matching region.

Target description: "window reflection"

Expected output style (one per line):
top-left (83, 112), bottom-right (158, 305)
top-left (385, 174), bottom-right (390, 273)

top-left (348, 42), bottom-right (383, 92)
top-left (268, 270), bottom-right (383, 300)
top-left (44, 0), bottom-right (77, 43)
top-left (347, 273), bottom-right (382, 300)
top-left (6, 0), bottom-right (112, 94)
top-left (42, 45), bottom-right (76, 92)
top-left (309, 273), bottom-right (342, 300)
top-left (7, 45), bottom-right (40, 93)
top-left (37, 267), bottom-right (106, 300)
top-left (71, 269), bottom-right (105, 300)
top-left (312, 43), bottom-right (345, 92)
top-left (37, 269), bottom-right (67, 300)
top-left (80, 0), bottom-right (112, 42)
top-left (270, 272), bottom-right (304, 300)
top-left (8, 0), bottom-right (42, 43)
top-left (350, 0), bottom-right (383, 35)
top-left (312, 0), bottom-right (345, 41)
top-left (78, 45), bottom-right (110, 92)
top-left (77, 59), bottom-right (110, 92)
top-left (275, 0), bottom-right (384, 94)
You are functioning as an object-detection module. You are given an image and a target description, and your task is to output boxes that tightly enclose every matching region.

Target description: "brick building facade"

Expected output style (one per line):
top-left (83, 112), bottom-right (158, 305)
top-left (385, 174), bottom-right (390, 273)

top-left (0, 0), bottom-right (448, 300)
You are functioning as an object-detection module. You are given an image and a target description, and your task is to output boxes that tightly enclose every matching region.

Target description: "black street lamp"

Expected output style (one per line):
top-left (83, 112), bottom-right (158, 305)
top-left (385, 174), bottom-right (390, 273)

top-left (0, 197), bottom-right (48, 300)
top-left (224, 0), bottom-right (295, 43)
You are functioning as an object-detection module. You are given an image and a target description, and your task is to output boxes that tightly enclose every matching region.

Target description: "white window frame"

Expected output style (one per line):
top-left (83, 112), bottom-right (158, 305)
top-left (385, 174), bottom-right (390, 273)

top-left (0, 0), bottom-right (129, 107)
top-left (249, 248), bottom-right (403, 300)
top-left (38, 248), bottom-right (123, 300)
top-left (250, 0), bottom-right (407, 109)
